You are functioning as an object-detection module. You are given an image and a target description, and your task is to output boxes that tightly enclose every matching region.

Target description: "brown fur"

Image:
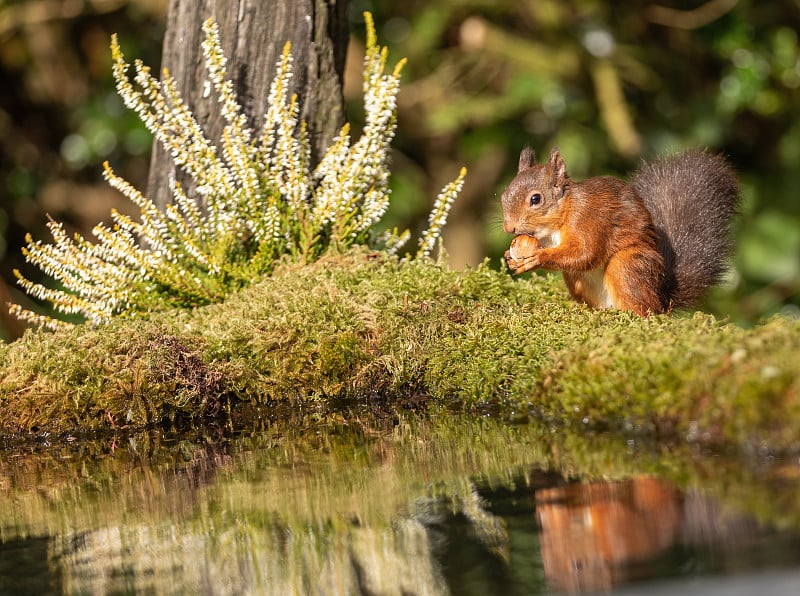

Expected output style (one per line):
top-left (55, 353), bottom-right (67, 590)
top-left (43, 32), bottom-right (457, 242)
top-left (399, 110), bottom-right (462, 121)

top-left (502, 147), bottom-right (738, 315)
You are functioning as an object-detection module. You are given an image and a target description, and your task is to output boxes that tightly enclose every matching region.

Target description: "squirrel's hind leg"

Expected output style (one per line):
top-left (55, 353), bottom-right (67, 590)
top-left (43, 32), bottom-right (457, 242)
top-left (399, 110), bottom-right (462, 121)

top-left (603, 249), bottom-right (666, 316)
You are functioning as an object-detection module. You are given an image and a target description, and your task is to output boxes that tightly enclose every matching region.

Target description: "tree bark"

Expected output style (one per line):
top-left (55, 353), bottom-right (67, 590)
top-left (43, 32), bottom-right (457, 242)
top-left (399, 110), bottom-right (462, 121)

top-left (146, 0), bottom-right (349, 210)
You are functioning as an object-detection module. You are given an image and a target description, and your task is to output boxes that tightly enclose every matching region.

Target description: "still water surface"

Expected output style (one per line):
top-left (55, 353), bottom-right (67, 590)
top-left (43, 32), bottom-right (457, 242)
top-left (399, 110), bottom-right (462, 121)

top-left (1, 410), bottom-right (800, 594)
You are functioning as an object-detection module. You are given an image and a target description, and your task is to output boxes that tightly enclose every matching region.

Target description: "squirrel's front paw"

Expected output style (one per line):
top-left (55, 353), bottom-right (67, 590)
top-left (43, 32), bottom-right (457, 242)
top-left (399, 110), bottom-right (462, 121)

top-left (505, 252), bottom-right (539, 275)
top-left (507, 235), bottom-right (541, 274)
top-left (504, 250), bottom-right (521, 269)
top-left (512, 256), bottom-right (540, 275)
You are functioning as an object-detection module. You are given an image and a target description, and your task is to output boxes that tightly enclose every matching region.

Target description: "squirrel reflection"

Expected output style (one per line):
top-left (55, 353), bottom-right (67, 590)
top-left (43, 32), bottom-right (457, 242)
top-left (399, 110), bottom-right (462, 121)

top-left (535, 476), bottom-right (757, 593)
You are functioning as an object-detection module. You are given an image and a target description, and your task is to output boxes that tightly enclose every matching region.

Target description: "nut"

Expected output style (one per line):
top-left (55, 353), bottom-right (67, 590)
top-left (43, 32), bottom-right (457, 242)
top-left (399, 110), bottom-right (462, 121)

top-left (509, 234), bottom-right (541, 260)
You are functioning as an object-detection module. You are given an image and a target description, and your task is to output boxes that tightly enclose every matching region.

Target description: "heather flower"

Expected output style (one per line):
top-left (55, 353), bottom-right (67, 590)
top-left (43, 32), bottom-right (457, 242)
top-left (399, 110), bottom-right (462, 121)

top-left (11, 14), bottom-right (466, 330)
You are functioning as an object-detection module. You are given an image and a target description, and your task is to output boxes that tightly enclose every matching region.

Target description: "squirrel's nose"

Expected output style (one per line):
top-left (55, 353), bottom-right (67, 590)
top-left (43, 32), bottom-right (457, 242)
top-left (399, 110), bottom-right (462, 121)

top-left (503, 221), bottom-right (516, 235)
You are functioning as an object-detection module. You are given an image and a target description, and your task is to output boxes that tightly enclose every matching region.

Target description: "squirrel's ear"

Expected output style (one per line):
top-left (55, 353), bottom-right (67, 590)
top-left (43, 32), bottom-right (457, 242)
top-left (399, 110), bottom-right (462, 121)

top-left (548, 147), bottom-right (568, 197)
top-left (518, 146), bottom-right (535, 173)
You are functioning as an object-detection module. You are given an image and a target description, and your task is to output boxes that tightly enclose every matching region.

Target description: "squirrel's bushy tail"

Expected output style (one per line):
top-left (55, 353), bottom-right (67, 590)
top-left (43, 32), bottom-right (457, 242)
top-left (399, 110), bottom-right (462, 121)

top-left (632, 150), bottom-right (739, 308)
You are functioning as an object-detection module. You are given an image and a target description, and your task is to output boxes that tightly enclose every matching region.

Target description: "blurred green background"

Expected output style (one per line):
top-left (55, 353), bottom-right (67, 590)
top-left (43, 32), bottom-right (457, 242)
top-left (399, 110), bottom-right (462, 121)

top-left (2, 0), bottom-right (799, 340)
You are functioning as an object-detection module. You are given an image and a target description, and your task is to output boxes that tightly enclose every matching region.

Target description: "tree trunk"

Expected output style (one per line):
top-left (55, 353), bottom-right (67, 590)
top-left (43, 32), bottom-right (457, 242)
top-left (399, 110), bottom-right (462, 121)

top-left (146, 0), bottom-right (349, 210)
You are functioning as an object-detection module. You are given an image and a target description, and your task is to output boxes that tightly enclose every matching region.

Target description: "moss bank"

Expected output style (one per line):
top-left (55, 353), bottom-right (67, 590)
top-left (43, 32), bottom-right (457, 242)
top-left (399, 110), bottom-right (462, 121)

top-left (1, 249), bottom-right (798, 450)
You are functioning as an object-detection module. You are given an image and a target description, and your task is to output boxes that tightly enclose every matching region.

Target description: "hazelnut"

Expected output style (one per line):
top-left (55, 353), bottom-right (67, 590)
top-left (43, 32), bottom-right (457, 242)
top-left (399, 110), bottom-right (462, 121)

top-left (509, 234), bottom-right (541, 260)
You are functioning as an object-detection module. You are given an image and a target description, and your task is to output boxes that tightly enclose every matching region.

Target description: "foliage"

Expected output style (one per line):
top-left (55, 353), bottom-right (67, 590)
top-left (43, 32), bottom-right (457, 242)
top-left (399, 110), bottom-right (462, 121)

top-left (355, 1), bottom-right (800, 323)
top-left (1, 249), bottom-right (798, 452)
top-left (3, 3), bottom-right (799, 337)
top-left (9, 14), bottom-right (466, 330)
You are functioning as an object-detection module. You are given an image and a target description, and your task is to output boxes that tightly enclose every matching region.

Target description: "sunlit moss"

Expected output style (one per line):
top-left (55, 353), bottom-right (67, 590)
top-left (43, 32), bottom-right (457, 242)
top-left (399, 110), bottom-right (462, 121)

top-left (1, 249), bottom-right (798, 453)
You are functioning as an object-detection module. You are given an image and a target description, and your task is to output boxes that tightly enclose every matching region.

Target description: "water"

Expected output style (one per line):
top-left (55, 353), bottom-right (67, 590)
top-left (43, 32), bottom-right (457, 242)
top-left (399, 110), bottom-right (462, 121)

top-left (1, 409), bottom-right (800, 594)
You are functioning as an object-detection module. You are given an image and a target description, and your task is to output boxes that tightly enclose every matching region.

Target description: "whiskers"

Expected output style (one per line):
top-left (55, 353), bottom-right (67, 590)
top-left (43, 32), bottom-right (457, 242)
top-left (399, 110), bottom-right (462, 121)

top-left (485, 215), bottom-right (506, 234)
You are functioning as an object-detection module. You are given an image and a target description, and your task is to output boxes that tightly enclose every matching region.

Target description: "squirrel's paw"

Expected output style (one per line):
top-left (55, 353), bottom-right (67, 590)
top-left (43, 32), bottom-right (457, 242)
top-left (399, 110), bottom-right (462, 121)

top-left (506, 234), bottom-right (541, 274)
top-left (505, 252), bottom-right (540, 275)
top-left (512, 256), bottom-right (540, 275)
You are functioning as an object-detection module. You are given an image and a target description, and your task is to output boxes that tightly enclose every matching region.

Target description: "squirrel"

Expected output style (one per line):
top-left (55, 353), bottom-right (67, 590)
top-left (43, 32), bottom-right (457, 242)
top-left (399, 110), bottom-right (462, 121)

top-left (501, 146), bottom-right (738, 316)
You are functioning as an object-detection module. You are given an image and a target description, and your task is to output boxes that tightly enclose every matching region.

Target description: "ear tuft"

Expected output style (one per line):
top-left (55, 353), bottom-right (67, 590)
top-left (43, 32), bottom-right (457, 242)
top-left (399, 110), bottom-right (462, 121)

top-left (549, 147), bottom-right (566, 180)
top-left (518, 146), bottom-right (535, 173)
top-left (548, 147), bottom-right (568, 197)
top-left (547, 146), bottom-right (561, 164)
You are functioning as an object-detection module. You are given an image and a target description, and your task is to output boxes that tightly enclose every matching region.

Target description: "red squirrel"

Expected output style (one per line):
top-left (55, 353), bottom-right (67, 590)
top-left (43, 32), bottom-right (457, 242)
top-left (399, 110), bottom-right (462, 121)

top-left (502, 146), bottom-right (738, 316)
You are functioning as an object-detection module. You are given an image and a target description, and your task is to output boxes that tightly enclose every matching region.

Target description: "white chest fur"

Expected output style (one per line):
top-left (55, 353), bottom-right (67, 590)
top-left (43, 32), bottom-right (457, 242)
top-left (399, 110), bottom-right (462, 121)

top-left (537, 229), bottom-right (561, 248)
top-left (575, 267), bottom-right (615, 309)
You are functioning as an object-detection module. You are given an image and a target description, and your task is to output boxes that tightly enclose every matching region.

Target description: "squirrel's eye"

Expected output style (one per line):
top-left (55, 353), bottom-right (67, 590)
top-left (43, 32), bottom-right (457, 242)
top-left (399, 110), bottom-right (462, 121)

top-left (529, 192), bottom-right (542, 206)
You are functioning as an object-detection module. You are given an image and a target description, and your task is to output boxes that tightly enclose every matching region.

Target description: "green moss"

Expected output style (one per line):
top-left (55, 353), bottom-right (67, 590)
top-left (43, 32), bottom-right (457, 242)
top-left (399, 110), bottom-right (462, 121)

top-left (0, 320), bottom-right (224, 431)
top-left (545, 314), bottom-right (800, 445)
top-left (1, 248), bottom-right (799, 450)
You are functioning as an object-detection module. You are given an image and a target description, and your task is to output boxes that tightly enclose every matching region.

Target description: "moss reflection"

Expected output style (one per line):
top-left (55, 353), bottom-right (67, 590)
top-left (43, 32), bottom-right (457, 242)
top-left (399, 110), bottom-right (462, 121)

top-left (0, 411), bottom-right (799, 593)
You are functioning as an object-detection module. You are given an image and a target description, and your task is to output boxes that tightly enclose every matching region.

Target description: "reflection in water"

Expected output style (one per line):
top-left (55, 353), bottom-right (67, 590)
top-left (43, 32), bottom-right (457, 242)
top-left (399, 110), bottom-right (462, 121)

top-left (50, 516), bottom-right (448, 595)
top-left (1, 415), bottom-right (800, 594)
top-left (536, 477), bottom-right (682, 592)
top-left (535, 475), bottom-right (784, 593)
top-left (537, 477), bottom-right (684, 592)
